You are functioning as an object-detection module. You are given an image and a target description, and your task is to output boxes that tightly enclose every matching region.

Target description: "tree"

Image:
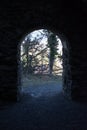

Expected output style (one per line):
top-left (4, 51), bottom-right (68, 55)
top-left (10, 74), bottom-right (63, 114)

top-left (47, 32), bottom-right (58, 74)
top-left (20, 29), bottom-right (62, 76)
top-left (21, 32), bottom-right (46, 74)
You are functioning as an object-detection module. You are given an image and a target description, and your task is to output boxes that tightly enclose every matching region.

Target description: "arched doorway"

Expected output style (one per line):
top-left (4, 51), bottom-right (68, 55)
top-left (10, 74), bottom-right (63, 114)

top-left (18, 29), bottom-right (70, 98)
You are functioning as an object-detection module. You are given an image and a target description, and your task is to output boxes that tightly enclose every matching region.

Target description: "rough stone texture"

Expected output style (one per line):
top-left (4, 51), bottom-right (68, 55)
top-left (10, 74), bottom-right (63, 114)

top-left (62, 39), bottom-right (72, 99)
top-left (0, 0), bottom-right (87, 101)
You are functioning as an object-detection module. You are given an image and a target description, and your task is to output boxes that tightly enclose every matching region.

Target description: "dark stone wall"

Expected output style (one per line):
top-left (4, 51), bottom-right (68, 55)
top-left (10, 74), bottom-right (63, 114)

top-left (0, 0), bottom-right (87, 101)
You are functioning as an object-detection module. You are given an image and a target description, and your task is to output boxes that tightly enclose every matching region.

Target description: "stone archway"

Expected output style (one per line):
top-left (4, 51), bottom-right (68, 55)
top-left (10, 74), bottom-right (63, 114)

top-left (17, 28), bottom-right (72, 100)
top-left (0, 0), bottom-right (86, 102)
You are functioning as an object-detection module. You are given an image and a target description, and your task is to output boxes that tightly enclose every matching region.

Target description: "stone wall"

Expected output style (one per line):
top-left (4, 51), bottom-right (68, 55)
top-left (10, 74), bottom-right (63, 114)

top-left (0, 0), bottom-right (87, 101)
top-left (61, 38), bottom-right (72, 99)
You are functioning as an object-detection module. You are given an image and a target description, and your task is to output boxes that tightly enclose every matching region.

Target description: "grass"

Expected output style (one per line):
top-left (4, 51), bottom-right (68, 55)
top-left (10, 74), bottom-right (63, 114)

top-left (21, 74), bottom-right (62, 87)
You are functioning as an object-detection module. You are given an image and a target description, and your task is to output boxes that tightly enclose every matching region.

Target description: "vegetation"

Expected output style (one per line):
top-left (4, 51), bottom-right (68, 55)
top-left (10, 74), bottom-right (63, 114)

top-left (20, 29), bottom-right (63, 76)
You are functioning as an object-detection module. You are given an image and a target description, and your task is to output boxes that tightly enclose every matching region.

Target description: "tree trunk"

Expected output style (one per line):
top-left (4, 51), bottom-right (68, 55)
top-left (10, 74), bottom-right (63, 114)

top-left (49, 57), bottom-right (54, 75)
top-left (48, 33), bottom-right (57, 75)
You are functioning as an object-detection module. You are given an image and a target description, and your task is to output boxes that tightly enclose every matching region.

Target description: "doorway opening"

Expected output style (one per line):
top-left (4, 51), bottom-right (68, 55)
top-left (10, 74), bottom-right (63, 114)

top-left (20, 29), bottom-right (63, 98)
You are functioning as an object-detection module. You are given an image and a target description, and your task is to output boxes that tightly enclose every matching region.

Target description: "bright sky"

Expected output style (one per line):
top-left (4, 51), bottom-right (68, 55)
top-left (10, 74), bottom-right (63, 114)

top-left (21, 29), bottom-right (63, 55)
top-left (29, 29), bottom-right (63, 54)
top-left (21, 29), bottom-right (63, 68)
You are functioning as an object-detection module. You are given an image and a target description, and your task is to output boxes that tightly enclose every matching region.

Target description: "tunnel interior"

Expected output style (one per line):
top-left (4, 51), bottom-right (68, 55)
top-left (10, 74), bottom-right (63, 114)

top-left (0, 1), bottom-right (87, 130)
top-left (0, 0), bottom-right (87, 102)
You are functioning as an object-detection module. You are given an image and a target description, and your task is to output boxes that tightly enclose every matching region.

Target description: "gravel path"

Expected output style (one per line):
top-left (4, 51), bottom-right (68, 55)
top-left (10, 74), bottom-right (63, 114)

top-left (0, 82), bottom-right (87, 130)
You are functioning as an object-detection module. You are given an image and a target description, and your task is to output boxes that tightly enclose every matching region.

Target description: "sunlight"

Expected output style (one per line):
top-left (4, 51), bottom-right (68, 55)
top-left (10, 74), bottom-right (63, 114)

top-left (21, 29), bottom-right (62, 57)
top-left (20, 29), bottom-right (63, 98)
top-left (20, 29), bottom-right (63, 76)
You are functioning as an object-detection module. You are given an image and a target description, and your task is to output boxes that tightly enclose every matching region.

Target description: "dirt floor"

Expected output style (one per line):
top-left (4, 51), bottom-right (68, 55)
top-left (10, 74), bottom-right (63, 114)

top-left (0, 75), bottom-right (87, 130)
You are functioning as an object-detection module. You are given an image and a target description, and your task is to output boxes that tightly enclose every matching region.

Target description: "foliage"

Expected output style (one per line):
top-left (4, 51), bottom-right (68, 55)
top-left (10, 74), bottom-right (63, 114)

top-left (20, 29), bottom-right (63, 75)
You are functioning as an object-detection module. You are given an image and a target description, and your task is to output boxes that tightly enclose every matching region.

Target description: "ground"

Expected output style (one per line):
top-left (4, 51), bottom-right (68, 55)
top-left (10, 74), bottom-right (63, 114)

top-left (0, 75), bottom-right (87, 130)
top-left (21, 74), bottom-right (62, 97)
